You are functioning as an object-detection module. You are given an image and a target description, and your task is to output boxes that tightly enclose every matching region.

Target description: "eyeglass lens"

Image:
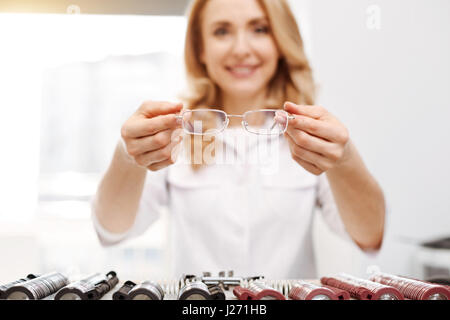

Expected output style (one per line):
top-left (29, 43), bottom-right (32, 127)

top-left (181, 110), bottom-right (227, 135)
top-left (181, 109), bottom-right (289, 135)
top-left (243, 110), bottom-right (288, 135)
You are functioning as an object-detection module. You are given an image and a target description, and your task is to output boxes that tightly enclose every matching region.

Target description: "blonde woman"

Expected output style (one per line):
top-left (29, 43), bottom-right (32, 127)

top-left (92, 0), bottom-right (385, 279)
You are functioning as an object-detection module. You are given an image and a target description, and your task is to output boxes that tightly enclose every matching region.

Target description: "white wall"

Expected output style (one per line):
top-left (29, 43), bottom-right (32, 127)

top-left (0, 14), bottom-right (186, 281)
top-left (296, 0), bottom-right (450, 277)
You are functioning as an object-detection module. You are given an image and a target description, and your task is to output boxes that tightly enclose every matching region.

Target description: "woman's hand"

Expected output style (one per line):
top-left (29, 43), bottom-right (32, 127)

top-left (279, 101), bottom-right (351, 175)
top-left (121, 101), bottom-right (184, 171)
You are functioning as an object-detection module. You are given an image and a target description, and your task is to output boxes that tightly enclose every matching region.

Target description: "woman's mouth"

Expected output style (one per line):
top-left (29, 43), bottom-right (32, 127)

top-left (225, 65), bottom-right (259, 78)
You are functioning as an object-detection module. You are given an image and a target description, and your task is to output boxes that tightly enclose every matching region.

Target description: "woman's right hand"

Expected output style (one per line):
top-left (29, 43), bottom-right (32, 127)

top-left (121, 101), bottom-right (184, 171)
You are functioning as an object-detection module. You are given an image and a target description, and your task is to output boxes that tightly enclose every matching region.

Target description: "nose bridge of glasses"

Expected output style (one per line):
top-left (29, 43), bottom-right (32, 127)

top-left (227, 114), bottom-right (244, 126)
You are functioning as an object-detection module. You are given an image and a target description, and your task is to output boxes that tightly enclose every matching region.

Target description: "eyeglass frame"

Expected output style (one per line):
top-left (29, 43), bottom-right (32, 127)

top-left (175, 108), bottom-right (295, 136)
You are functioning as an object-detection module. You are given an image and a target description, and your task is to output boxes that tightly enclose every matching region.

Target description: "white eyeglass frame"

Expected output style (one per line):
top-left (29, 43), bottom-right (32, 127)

top-left (175, 108), bottom-right (295, 136)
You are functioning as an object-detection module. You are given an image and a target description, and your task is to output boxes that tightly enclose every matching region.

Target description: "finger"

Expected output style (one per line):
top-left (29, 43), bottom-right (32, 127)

top-left (285, 134), bottom-right (332, 171)
top-left (125, 114), bottom-right (181, 138)
top-left (147, 157), bottom-right (176, 172)
top-left (139, 101), bottom-right (183, 118)
top-left (274, 110), bottom-right (288, 126)
top-left (292, 146), bottom-right (332, 171)
top-left (284, 101), bottom-right (324, 119)
top-left (288, 115), bottom-right (344, 142)
top-left (292, 155), bottom-right (323, 175)
top-left (135, 135), bottom-right (182, 167)
top-left (284, 128), bottom-right (339, 160)
top-left (127, 129), bottom-right (178, 155)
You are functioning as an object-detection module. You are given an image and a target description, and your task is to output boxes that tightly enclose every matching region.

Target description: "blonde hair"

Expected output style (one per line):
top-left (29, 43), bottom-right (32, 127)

top-left (183, 0), bottom-right (315, 108)
top-left (181, 0), bottom-right (315, 169)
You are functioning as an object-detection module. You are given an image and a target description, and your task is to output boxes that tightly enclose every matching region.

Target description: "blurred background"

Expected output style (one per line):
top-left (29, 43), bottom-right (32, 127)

top-left (0, 0), bottom-right (449, 283)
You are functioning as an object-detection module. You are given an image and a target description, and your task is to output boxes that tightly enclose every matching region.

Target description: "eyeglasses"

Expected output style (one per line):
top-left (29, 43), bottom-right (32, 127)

top-left (175, 109), bottom-right (295, 136)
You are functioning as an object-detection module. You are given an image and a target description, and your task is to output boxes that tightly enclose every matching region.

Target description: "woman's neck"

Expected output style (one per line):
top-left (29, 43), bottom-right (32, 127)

top-left (221, 90), bottom-right (268, 115)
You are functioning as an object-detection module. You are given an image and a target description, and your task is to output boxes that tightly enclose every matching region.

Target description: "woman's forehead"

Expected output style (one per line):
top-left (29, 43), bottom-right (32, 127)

top-left (202, 0), bottom-right (267, 26)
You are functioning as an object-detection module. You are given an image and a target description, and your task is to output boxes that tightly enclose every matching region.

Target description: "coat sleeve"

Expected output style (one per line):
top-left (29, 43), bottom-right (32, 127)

top-left (316, 173), bottom-right (354, 242)
top-left (91, 167), bottom-right (169, 246)
top-left (316, 173), bottom-right (387, 255)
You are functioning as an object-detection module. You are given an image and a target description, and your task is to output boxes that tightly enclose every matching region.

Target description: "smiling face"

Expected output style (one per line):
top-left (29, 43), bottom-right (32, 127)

top-left (199, 0), bottom-right (280, 101)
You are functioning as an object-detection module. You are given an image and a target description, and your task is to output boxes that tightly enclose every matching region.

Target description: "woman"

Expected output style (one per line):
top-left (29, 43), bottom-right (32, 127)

top-left (92, 0), bottom-right (385, 279)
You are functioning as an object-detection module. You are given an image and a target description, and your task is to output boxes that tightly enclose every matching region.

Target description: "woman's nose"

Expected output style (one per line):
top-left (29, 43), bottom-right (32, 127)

top-left (230, 31), bottom-right (252, 58)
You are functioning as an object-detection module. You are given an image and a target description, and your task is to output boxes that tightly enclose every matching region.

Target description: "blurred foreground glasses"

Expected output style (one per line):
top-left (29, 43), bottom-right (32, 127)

top-left (175, 109), bottom-right (295, 136)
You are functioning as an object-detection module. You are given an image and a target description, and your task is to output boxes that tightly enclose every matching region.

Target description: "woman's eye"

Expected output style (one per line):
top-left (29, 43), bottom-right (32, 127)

top-left (255, 26), bottom-right (269, 34)
top-left (214, 28), bottom-right (228, 36)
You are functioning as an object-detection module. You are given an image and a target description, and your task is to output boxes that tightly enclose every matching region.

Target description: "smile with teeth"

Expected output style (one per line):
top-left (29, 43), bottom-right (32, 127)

top-left (226, 65), bottom-right (259, 77)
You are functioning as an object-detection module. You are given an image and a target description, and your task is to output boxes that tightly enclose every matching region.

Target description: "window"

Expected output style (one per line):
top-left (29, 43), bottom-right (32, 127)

top-left (0, 13), bottom-right (186, 279)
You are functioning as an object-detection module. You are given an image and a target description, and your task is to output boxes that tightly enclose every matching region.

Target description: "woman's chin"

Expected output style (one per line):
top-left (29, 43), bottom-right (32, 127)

top-left (222, 85), bottom-right (266, 99)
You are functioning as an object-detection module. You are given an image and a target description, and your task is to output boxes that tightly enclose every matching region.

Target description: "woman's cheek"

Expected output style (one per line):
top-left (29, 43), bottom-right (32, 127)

top-left (205, 45), bottom-right (230, 73)
top-left (254, 40), bottom-right (279, 75)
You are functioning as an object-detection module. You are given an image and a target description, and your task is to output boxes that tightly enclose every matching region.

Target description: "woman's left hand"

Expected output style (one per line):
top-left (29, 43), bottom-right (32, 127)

top-left (278, 101), bottom-right (351, 175)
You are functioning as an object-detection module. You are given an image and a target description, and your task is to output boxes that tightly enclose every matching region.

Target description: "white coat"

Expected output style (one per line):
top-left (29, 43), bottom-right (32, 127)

top-left (92, 127), bottom-right (354, 279)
